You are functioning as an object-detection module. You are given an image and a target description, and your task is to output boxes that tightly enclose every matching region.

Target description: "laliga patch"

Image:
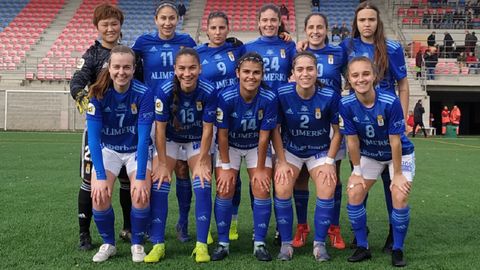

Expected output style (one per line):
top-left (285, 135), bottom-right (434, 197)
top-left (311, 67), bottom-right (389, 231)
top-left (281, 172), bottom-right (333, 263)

top-left (328, 54), bottom-right (334, 64)
top-left (216, 108), bottom-right (224, 123)
top-left (87, 103), bottom-right (95, 115)
top-left (377, 115), bottom-right (384, 126)
top-left (196, 101), bottom-right (203, 111)
top-left (339, 115), bottom-right (344, 129)
top-left (77, 58), bottom-right (85, 69)
top-left (280, 49), bottom-right (286, 58)
top-left (315, 108), bottom-right (321, 119)
top-left (228, 51), bottom-right (235, 61)
top-left (131, 103), bottom-right (138, 114)
top-left (258, 109), bottom-right (264, 120)
top-left (155, 98), bottom-right (163, 114)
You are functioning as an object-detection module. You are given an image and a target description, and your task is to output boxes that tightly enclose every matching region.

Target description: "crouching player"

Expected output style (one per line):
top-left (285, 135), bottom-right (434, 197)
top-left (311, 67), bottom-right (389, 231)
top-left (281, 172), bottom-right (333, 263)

top-left (272, 51), bottom-right (342, 261)
top-left (339, 57), bottom-right (414, 267)
top-left (86, 45), bottom-right (154, 263)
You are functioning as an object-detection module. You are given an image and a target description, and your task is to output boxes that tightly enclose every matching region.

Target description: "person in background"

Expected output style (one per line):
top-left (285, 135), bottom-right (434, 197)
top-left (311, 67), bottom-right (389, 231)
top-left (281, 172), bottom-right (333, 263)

top-left (280, 4), bottom-right (290, 21)
top-left (178, 1), bottom-right (186, 21)
top-left (443, 32), bottom-right (454, 58)
top-left (450, 105), bottom-right (461, 134)
top-left (424, 47), bottom-right (438, 80)
top-left (415, 49), bottom-right (424, 79)
top-left (412, 99), bottom-right (428, 138)
top-left (441, 106), bottom-right (450, 135)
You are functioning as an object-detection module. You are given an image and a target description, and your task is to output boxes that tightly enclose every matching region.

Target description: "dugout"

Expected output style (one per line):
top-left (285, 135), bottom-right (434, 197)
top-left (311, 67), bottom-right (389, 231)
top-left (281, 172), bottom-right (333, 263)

top-left (428, 88), bottom-right (480, 135)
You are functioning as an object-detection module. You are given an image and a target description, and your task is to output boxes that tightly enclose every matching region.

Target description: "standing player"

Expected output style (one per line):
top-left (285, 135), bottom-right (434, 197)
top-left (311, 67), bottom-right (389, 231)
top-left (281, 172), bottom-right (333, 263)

top-left (145, 48), bottom-right (216, 263)
top-left (131, 1), bottom-right (197, 243)
top-left (289, 13), bottom-right (349, 250)
top-left (340, 56), bottom-right (414, 267)
top-left (211, 53), bottom-right (278, 262)
top-left (245, 4), bottom-right (296, 90)
top-left (340, 1), bottom-right (410, 251)
top-left (69, 3), bottom-right (133, 251)
top-left (86, 45), bottom-right (154, 263)
top-left (272, 51), bottom-right (342, 261)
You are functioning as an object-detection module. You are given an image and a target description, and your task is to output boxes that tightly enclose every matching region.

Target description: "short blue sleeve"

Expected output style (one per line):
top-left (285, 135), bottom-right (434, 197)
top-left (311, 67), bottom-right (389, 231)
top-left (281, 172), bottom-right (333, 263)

top-left (388, 98), bottom-right (406, 135)
top-left (339, 101), bottom-right (357, 136)
top-left (202, 89), bottom-right (218, 123)
top-left (260, 96), bottom-right (278, 131)
top-left (216, 95), bottom-right (230, 129)
top-left (388, 42), bottom-right (407, 81)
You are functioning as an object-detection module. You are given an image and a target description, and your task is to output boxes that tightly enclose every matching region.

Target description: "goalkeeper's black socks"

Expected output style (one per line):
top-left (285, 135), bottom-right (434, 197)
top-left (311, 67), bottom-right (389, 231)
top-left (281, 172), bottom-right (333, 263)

top-left (119, 183), bottom-right (132, 230)
top-left (78, 187), bottom-right (92, 234)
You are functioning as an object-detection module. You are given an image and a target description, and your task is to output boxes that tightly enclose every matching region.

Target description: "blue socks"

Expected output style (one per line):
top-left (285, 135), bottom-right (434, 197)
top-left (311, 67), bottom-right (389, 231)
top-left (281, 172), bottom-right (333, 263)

top-left (274, 197), bottom-right (293, 243)
top-left (131, 206), bottom-right (150, 245)
top-left (176, 177), bottom-right (192, 226)
top-left (214, 196), bottom-right (233, 243)
top-left (150, 182), bottom-right (170, 244)
top-left (391, 206), bottom-right (410, 251)
top-left (193, 177), bottom-right (212, 244)
top-left (232, 173), bottom-right (242, 216)
top-left (314, 198), bottom-right (334, 242)
top-left (93, 206), bottom-right (115, 245)
top-left (347, 203), bottom-right (368, 248)
top-left (253, 198), bottom-right (272, 242)
top-left (293, 189), bottom-right (309, 224)
top-left (332, 184), bottom-right (342, 226)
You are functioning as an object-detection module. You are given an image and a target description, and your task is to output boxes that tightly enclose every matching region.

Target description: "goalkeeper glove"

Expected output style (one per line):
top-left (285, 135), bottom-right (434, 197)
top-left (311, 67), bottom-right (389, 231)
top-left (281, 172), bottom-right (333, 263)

top-left (75, 89), bottom-right (89, 114)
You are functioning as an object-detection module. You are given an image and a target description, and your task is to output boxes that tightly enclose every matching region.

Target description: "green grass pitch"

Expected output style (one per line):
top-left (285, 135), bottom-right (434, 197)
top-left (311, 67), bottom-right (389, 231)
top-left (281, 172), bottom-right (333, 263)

top-left (1, 132), bottom-right (479, 269)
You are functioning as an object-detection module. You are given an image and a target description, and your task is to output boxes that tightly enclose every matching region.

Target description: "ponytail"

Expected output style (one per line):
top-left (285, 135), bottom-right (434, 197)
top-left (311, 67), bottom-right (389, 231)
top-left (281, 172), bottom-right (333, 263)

top-left (88, 68), bottom-right (112, 100)
top-left (171, 75), bottom-right (182, 131)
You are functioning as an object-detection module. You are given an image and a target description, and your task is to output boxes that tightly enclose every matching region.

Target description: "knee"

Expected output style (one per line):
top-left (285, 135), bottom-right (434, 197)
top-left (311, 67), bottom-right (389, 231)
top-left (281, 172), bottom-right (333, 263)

top-left (217, 186), bottom-right (235, 199)
top-left (347, 187), bottom-right (366, 205)
top-left (274, 185), bottom-right (292, 199)
top-left (391, 188), bottom-right (409, 208)
top-left (251, 183), bottom-right (270, 199)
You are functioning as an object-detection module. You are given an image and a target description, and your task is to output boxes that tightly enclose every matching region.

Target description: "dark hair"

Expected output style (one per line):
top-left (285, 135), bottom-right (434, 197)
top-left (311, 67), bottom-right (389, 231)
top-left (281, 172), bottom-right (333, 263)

top-left (292, 51), bottom-right (324, 89)
top-left (155, 1), bottom-right (179, 17)
top-left (207, 11), bottom-right (229, 27)
top-left (350, 1), bottom-right (388, 82)
top-left (257, 4), bottom-right (281, 35)
top-left (171, 47), bottom-right (201, 130)
top-left (344, 56), bottom-right (379, 91)
top-left (89, 45), bottom-right (135, 99)
top-left (93, 3), bottom-right (124, 26)
top-left (236, 52), bottom-right (269, 89)
top-left (304, 13), bottom-right (329, 44)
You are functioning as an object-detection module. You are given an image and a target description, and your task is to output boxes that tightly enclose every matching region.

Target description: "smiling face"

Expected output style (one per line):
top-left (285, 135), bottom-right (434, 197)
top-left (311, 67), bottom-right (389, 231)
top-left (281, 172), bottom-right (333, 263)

top-left (237, 60), bottom-right (263, 95)
top-left (97, 18), bottom-right (121, 48)
top-left (292, 55), bottom-right (317, 91)
top-left (155, 6), bottom-right (178, 39)
top-left (258, 8), bottom-right (280, 37)
top-left (109, 52), bottom-right (135, 92)
top-left (175, 54), bottom-right (201, 92)
top-left (356, 8), bottom-right (378, 43)
top-left (207, 17), bottom-right (229, 47)
top-left (305, 14), bottom-right (327, 49)
top-left (347, 59), bottom-right (376, 96)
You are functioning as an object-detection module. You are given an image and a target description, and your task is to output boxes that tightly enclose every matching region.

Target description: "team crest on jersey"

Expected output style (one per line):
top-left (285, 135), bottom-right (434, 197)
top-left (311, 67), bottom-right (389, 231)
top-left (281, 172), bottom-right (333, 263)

top-left (85, 163), bottom-right (91, 174)
top-left (339, 115), bottom-right (344, 129)
top-left (196, 101), bottom-right (203, 111)
top-left (131, 103), bottom-right (138, 114)
top-left (280, 49), bottom-right (286, 58)
top-left (87, 103), bottom-right (95, 115)
top-left (377, 115), bottom-right (384, 126)
top-left (216, 108), bottom-right (224, 122)
top-left (315, 108), bottom-right (321, 119)
top-left (258, 109), bottom-right (264, 120)
top-left (228, 51), bottom-right (235, 61)
top-left (155, 98), bottom-right (163, 114)
top-left (328, 55), bottom-right (334, 64)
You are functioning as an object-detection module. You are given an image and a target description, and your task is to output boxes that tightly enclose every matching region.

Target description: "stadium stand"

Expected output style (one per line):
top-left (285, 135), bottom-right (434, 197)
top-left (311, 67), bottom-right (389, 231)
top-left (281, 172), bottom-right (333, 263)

top-left (201, 0), bottom-right (295, 32)
top-left (314, 0), bottom-right (357, 30)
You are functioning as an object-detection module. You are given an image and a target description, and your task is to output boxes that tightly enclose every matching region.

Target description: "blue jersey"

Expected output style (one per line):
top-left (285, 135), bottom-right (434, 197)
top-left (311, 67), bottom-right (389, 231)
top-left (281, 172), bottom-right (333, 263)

top-left (132, 31), bottom-right (196, 90)
top-left (154, 78), bottom-right (217, 143)
top-left (277, 83), bottom-right (340, 158)
top-left (307, 44), bottom-right (347, 92)
top-left (340, 38), bottom-right (407, 93)
top-left (86, 80), bottom-right (154, 153)
top-left (216, 86), bottom-right (277, 150)
top-left (196, 42), bottom-right (245, 90)
top-left (245, 36), bottom-right (296, 91)
top-left (339, 89), bottom-right (414, 161)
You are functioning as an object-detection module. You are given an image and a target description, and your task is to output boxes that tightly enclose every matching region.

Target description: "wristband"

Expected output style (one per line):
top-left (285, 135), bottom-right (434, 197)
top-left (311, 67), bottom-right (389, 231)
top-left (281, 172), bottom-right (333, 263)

top-left (352, 165), bottom-right (362, 176)
top-left (221, 163), bottom-right (231, 170)
top-left (325, 157), bottom-right (335, 165)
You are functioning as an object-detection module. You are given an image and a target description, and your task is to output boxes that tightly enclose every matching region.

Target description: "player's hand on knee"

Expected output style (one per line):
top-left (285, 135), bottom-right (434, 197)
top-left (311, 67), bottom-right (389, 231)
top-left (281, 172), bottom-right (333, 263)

top-left (318, 163), bottom-right (336, 186)
top-left (132, 179), bottom-right (150, 204)
top-left (252, 169), bottom-right (271, 193)
top-left (92, 180), bottom-right (110, 206)
top-left (217, 169), bottom-right (235, 194)
top-left (274, 161), bottom-right (293, 186)
top-left (152, 164), bottom-right (171, 189)
top-left (390, 173), bottom-right (411, 196)
top-left (347, 174), bottom-right (366, 191)
top-left (192, 160), bottom-right (212, 188)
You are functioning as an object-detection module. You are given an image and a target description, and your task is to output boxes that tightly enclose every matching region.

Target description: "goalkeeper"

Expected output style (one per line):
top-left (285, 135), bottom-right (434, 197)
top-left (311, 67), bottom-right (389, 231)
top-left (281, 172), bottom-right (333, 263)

top-left (70, 4), bottom-right (136, 251)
